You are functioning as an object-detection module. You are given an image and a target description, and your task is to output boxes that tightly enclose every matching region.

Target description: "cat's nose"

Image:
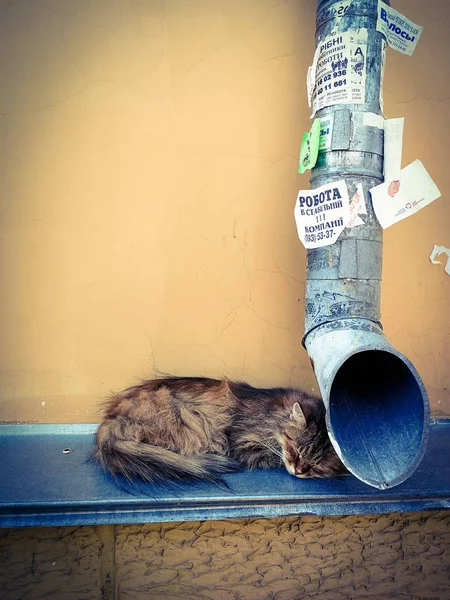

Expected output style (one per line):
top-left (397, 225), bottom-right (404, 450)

top-left (295, 462), bottom-right (310, 476)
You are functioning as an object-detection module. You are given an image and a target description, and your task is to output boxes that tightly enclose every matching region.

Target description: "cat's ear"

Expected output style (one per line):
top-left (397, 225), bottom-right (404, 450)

top-left (292, 402), bottom-right (307, 426)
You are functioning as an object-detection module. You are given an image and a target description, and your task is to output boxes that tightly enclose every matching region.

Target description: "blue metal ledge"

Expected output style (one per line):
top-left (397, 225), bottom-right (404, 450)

top-left (0, 420), bottom-right (449, 527)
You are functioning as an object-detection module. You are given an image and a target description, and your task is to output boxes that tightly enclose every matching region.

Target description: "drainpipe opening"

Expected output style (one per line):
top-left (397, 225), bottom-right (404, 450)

top-left (302, 0), bottom-right (430, 489)
top-left (328, 350), bottom-right (429, 489)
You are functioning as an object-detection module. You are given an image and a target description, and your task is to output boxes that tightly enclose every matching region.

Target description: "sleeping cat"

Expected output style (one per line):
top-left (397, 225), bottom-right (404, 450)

top-left (93, 377), bottom-right (346, 483)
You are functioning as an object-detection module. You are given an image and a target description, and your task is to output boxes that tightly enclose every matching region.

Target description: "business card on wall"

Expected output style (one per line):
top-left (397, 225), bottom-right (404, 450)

top-left (370, 160), bottom-right (441, 229)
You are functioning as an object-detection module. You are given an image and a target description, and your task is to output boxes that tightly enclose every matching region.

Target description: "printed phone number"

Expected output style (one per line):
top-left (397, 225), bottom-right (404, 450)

top-left (305, 230), bottom-right (335, 243)
top-left (316, 70), bottom-right (347, 86)
top-left (317, 79), bottom-right (347, 96)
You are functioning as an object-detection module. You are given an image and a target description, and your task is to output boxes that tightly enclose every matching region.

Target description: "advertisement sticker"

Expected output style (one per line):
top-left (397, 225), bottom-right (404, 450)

top-left (294, 180), bottom-right (350, 248)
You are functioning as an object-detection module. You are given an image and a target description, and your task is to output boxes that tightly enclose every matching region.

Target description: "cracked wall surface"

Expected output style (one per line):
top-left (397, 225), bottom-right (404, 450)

top-left (0, 524), bottom-right (110, 600)
top-left (0, 0), bottom-right (449, 422)
top-left (1, 513), bottom-right (450, 599)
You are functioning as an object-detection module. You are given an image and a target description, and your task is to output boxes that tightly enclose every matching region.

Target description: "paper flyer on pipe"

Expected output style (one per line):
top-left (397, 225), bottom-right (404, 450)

top-left (319, 115), bottom-right (334, 151)
top-left (308, 29), bottom-right (368, 117)
top-left (294, 180), bottom-right (350, 249)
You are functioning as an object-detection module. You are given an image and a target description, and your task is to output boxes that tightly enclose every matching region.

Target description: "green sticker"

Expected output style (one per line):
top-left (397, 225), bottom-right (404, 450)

top-left (298, 118), bottom-right (321, 174)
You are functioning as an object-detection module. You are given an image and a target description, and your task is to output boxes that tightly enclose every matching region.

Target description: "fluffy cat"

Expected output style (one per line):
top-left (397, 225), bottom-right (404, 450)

top-left (93, 377), bottom-right (346, 484)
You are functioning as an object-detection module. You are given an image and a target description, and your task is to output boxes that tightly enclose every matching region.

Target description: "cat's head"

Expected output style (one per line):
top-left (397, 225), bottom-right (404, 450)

top-left (280, 393), bottom-right (346, 479)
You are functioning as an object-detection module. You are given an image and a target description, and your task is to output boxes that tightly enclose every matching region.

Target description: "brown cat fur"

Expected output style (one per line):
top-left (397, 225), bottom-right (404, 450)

top-left (93, 377), bottom-right (346, 484)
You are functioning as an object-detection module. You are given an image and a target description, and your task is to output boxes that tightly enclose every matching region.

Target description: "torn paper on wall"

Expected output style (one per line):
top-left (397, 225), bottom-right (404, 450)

top-left (347, 183), bottom-right (367, 228)
top-left (294, 180), bottom-right (350, 249)
top-left (298, 119), bottom-right (321, 174)
top-left (376, 1), bottom-right (423, 56)
top-left (429, 245), bottom-right (450, 276)
top-left (310, 29), bottom-right (368, 118)
top-left (370, 159), bottom-right (441, 229)
top-left (384, 117), bottom-right (404, 182)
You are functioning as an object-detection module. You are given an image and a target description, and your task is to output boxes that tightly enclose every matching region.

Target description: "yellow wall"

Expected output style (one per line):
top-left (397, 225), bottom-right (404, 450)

top-left (2, 513), bottom-right (450, 600)
top-left (0, 0), bottom-right (449, 423)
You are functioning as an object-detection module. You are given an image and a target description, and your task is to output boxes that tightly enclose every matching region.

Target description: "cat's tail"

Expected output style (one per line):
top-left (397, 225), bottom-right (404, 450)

top-left (92, 420), bottom-right (236, 484)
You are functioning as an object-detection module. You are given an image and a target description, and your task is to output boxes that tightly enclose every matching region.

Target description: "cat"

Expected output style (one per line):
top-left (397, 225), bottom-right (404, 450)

top-left (92, 377), bottom-right (346, 484)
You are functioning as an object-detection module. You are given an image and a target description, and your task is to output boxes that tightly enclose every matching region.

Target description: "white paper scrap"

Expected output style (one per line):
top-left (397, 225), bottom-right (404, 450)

top-left (376, 1), bottom-right (423, 56)
top-left (310, 29), bottom-right (368, 118)
top-left (370, 159), bottom-right (441, 229)
top-left (307, 44), bottom-right (321, 108)
top-left (384, 117), bottom-right (404, 182)
top-left (429, 245), bottom-right (450, 276)
top-left (294, 180), bottom-right (350, 248)
top-left (363, 112), bottom-right (385, 129)
top-left (347, 183), bottom-right (367, 228)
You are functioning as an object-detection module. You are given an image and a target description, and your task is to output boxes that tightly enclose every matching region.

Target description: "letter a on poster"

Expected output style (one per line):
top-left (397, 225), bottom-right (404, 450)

top-left (294, 180), bottom-right (350, 249)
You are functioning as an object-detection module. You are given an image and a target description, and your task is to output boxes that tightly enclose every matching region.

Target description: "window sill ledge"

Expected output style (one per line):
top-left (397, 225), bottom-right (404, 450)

top-left (0, 420), bottom-right (449, 527)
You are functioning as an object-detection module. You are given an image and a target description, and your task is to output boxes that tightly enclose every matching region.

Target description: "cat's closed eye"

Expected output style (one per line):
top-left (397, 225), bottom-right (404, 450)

top-left (284, 444), bottom-right (298, 462)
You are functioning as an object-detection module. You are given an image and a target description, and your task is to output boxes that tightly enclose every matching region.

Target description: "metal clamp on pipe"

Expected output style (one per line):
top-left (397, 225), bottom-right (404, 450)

top-left (303, 0), bottom-right (429, 489)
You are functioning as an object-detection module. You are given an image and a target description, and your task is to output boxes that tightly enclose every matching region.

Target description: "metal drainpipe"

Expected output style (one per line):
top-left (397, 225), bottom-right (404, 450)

top-left (304, 0), bottom-right (429, 489)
